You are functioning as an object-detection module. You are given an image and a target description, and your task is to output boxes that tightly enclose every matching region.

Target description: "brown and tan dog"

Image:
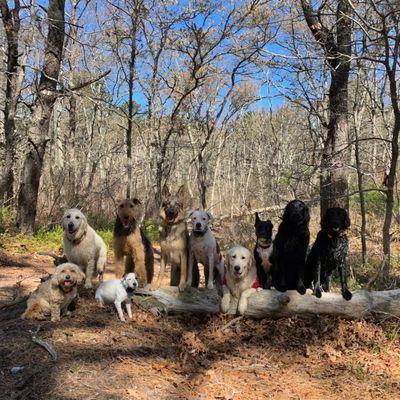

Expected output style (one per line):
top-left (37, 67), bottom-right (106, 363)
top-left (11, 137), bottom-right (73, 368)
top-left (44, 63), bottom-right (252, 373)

top-left (113, 198), bottom-right (154, 288)
top-left (22, 263), bottom-right (85, 321)
top-left (152, 185), bottom-right (199, 291)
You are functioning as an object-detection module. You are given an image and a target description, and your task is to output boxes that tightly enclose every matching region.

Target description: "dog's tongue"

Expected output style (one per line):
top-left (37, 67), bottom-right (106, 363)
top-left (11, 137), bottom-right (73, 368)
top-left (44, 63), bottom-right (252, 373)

top-left (64, 280), bottom-right (72, 286)
top-left (122, 220), bottom-right (130, 228)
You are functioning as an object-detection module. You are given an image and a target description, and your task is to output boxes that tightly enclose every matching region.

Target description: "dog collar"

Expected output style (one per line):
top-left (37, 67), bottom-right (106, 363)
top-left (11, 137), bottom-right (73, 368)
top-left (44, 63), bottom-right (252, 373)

top-left (222, 275), bottom-right (260, 289)
top-left (68, 230), bottom-right (86, 245)
top-left (327, 232), bottom-right (346, 239)
top-left (256, 241), bottom-right (272, 249)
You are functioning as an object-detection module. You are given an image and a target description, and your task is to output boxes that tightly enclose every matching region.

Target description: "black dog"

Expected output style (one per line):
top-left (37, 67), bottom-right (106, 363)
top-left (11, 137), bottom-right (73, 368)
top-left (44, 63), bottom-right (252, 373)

top-left (253, 212), bottom-right (273, 289)
top-left (271, 200), bottom-right (310, 294)
top-left (305, 207), bottom-right (352, 301)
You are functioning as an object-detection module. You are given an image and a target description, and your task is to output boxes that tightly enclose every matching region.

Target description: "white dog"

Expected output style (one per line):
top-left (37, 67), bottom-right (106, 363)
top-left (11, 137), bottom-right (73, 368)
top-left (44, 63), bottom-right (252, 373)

top-left (95, 273), bottom-right (138, 322)
top-left (187, 210), bottom-right (224, 290)
top-left (221, 246), bottom-right (260, 315)
top-left (62, 208), bottom-right (107, 289)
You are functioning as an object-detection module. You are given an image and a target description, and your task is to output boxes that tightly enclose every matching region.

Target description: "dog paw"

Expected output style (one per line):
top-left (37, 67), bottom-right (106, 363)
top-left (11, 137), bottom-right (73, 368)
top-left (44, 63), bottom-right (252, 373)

top-left (178, 282), bottom-right (186, 292)
top-left (207, 282), bottom-right (214, 290)
top-left (343, 289), bottom-right (352, 301)
top-left (237, 301), bottom-right (247, 316)
top-left (256, 287), bottom-right (263, 292)
top-left (51, 316), bottom-right (61, 322)
top-left (186, 279), bottom-right (193, 287)
top-left (220, 297), bottom-right (230, 313)
top-left (314, 286), bottom-right (322, 298)
top-left (297, 284), bottom-right (306, 295)
top-left (84, 281), bottom-right (93, 290)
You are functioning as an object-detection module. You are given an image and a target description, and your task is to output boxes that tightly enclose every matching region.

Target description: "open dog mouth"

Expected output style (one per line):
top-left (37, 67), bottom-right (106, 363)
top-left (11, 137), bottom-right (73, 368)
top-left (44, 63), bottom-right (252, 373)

top-left (234, 270), bottom-right (243, 277)
top-left (122, 219), bottom-right (131, 228)
top-left (126, 286), bottom-right (137, 293)
top-left (68, 227), bottom-right (77, 234)
top-left (63, 279), bottom-right (74, 287)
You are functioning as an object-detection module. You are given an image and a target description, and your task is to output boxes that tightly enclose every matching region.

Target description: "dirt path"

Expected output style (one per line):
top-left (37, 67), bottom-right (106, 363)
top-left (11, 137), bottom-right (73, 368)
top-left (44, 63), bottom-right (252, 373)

top-left (0, 251), bottom-right (399, 399)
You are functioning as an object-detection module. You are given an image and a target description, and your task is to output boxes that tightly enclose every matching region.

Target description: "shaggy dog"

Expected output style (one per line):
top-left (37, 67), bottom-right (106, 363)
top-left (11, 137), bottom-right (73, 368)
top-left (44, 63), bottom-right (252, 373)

top-left (253, 212), bottom-right (273, 289)
top-left (113, 198), bottom-right (154, 288)
top-left (95, 272), bottom-right (139, 322)
top-left (187, 209), bottom-right (224, 290)
top-left (221, 246), bottom-right (260, 315)
top-left (62, 209), bottom-right (107, 289)
top-left (305, 207), bottom-right (352, 301)
top-left (22, 263), bottom-right (85, 321)
top-left (271, 200), bottom-right (310, 294)
top-left (153, 185), bottom-right (199, 291)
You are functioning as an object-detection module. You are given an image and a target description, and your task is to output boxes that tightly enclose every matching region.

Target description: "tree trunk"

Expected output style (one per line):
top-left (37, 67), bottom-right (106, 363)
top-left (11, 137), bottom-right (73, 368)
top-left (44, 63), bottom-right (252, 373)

top-left (0, 0), bottom-right (21, 203)
top-left (16, 0), bottom-right (65, 233)
top-left (301, 0), bottom-right (352, 216)
top-left (134, 286), bottom-right (400, 320)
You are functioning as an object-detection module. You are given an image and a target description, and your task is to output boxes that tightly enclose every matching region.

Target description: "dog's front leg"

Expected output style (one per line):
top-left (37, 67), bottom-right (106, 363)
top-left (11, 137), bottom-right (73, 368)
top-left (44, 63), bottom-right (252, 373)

top-left (178, 253), bottom-right (187, 292)
top-left (50, 304), bottom-right (61, 322)
top-left (220, 285), bottom-right (231, 313)
top-left (125, 300), bottom-right (133, 320)
top-left (207, 253), bottom-right (214, 290)
top-left (114, 301), bottom-right (126, 322)
top-left (85, 259), bottom-right (95, 289)
top-left (296, 264), bottom-right (306, 295)
top-left (339, 263), bottom-right (352, 301)
top-left (114, 253), bottom-right (125, 279)
top-left (186, 250), bottom-right (194, 287)
top-left (238, 288), bottom-right (257, 315)
top-left (151, 254), bottom-right (166, 290)
top-left (313, 260), bottom-right (322, 298)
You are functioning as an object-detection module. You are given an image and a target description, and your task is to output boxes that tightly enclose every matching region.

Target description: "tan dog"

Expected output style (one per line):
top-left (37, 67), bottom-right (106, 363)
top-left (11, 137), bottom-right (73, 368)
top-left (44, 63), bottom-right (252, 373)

top-left (62, 208), bottom-right (107, 289)
top-left (113, 198), bottom-right (154, 288)
top-left (22, 263), bottom-right (85, 321)
top-left (152, 185), bottom-right (199, 291)
top-left (221, 246), bottom-right (260, 315)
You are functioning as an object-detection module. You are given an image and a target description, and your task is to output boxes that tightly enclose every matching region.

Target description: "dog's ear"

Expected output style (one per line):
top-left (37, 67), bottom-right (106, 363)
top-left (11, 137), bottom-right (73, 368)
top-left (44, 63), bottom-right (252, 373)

top-left (161, 185), bottom-right (170, 200)
top-left (255, 212), bottom-right (260, 226)
top-left (131, 198), bottom-right (142, 205)
top-left (176, 185), bottom-right (186, 201)
top-left (206, 212), bottom-right (214, 222)
top-left (51, 270), bottom-right (61, 286)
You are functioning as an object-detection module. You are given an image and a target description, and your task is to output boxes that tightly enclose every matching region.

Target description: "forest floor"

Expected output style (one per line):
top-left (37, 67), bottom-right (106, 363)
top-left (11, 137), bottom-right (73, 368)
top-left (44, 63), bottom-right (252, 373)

top-left (1, 247), bottom-right (400, 400)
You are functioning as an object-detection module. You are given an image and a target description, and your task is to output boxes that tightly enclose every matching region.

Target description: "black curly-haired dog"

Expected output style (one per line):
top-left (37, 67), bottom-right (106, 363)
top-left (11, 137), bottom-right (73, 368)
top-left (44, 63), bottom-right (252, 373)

top-left (271, 199), bottom-right (310, 294)
top-left (305, 207), bottom-right (352, 301)
top-left (253, 212), bottom-right (273, 289)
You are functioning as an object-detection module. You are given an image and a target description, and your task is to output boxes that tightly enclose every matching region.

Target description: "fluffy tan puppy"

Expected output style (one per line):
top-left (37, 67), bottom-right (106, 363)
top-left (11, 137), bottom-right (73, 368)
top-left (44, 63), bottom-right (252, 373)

top-left (62, 208), bottom-right (107, 289)
top-left (221, 246), bottom-right (260, 315)
top-left (22, 263), bottom-right (85, 321)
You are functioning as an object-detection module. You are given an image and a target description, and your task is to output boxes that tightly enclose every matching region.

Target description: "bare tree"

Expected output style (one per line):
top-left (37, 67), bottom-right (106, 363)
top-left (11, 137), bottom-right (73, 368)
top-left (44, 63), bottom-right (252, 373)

top-left (300, 0), bottom-right (352, 215)
top-left (16, 0), bottom-right (66, 232)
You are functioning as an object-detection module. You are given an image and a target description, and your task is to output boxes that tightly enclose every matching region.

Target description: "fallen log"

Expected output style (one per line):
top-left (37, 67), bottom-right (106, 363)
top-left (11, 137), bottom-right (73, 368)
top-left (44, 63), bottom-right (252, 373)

top-left (133, 286), bottom-right (400, 320)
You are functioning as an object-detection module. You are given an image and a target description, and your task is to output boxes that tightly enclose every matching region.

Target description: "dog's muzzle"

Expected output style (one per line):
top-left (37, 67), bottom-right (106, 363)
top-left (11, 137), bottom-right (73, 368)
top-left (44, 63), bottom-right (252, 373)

top-left (233, 265), bottom-right (242, 276)
top-left (257, 238), bottom-right (272, 248)
top-left (68, 223), bottom-right (77, 234)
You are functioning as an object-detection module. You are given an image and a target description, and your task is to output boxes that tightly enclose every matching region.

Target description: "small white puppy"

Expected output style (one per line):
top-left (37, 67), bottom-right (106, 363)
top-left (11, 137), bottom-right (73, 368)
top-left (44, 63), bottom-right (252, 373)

top-left (221, 246), bottom-right (260, 315)
top-left (62, 208), bottom-right (107, 289)
top-left (95, 273), bottom-right (138, 322)
top-left (187, 210), bottom-right (224, 290)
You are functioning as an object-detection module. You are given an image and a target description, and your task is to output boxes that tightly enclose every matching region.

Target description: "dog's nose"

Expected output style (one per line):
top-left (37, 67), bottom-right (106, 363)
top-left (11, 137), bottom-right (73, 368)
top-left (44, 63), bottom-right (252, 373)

top-left (196, 222), bottom-right (202, 229)
top-left (234, 265), bottom-right (240, 272)
top-left (65, 274), bottom-right (70, 280)
top-left (68, 222), bottom-right (74, 228)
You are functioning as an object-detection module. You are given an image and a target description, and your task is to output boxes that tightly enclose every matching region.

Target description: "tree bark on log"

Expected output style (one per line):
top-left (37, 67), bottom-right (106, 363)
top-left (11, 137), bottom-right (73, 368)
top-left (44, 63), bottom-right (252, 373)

top-left (133, 286), bottom-right (400, 320)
